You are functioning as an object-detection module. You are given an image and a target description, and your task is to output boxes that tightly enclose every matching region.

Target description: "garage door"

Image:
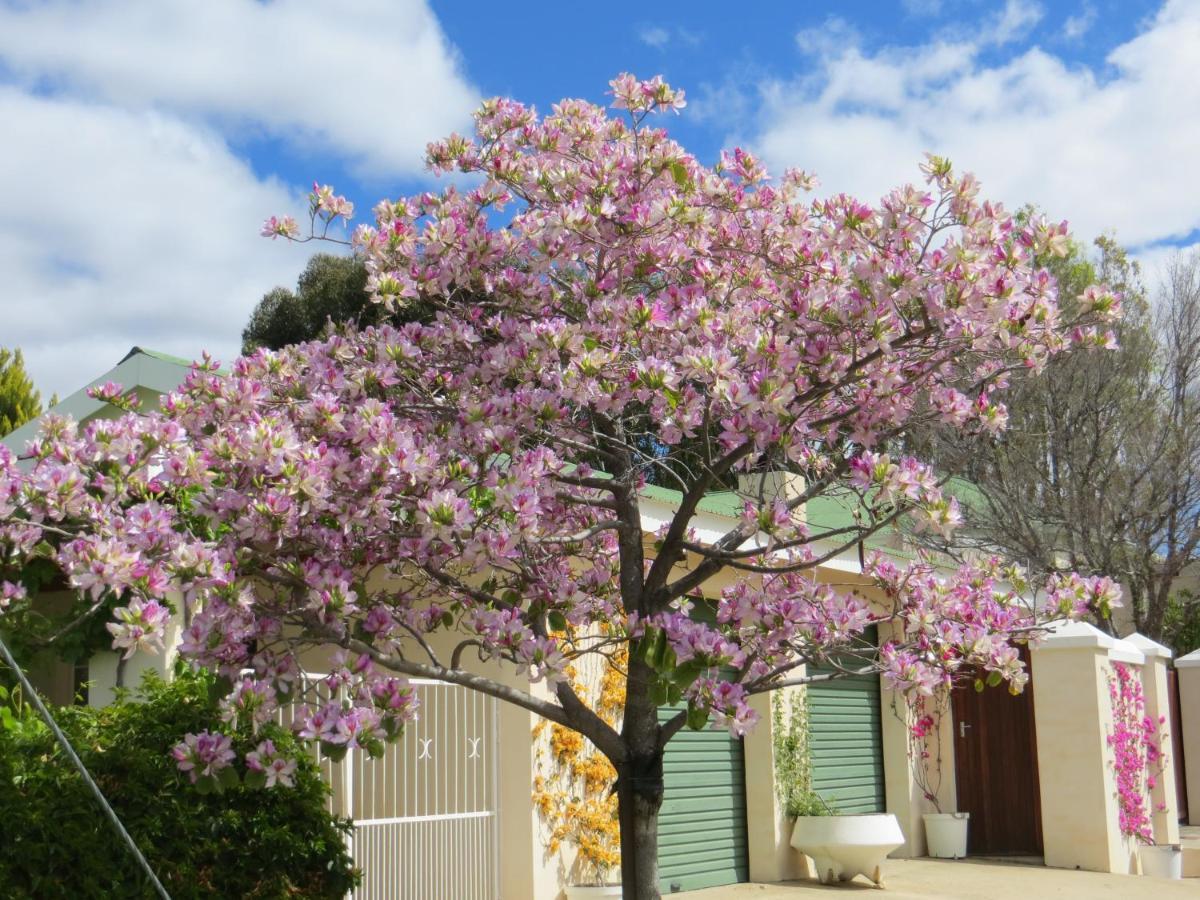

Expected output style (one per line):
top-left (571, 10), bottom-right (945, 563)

top-left (657, 707), bottom-right (749, 893)
top-left (808, 634), bottom-right (887, 813)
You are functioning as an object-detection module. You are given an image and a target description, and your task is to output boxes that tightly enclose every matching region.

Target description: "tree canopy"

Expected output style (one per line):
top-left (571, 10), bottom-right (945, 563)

top-left (0, 347), bottom-right (45, 437)
top-left (2, 75), bottom-right (1119, 898)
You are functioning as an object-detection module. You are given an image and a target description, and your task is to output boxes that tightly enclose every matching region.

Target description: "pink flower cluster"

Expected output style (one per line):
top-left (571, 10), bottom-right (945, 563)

top-left (171, 730), bottom-right (235, 784)
top-left (1106, 662), bottom-right (1164, 843)
top-left (245, 738), bottom-right (298, 789)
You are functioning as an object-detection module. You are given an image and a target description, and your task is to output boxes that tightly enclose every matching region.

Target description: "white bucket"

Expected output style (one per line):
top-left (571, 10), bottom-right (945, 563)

top-left (923, 812), bottom-right (969, 859)
top-left (1140, 844), bottom-right (1183, 879)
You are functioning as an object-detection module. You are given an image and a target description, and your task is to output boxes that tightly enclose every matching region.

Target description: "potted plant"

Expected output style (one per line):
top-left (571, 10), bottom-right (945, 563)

top-left (906, 695), bottom-right (969, 859)
top-left (775, 693), bottom-right (905, 886)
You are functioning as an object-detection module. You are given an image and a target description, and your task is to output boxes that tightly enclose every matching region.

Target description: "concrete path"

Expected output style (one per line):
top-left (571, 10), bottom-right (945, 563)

top-left (682, 858), bottom-right (1197, 899)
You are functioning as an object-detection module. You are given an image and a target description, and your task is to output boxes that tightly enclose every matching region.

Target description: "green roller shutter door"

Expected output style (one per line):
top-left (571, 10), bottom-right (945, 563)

top-left (808, 640), bottom-right (887, 814)
top-left (657, 707), bottom-right (749, 893)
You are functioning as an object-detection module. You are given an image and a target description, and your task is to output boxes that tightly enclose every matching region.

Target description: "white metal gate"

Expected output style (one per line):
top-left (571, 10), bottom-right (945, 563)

top-left (289, 674), bottom-right (500, 900)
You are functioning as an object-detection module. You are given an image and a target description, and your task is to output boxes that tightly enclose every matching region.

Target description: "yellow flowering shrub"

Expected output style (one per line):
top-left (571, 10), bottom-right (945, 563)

top-left (532, 642), bottom-right (626, 885)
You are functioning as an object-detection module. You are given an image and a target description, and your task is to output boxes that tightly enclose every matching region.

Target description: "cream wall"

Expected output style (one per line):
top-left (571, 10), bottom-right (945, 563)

top-left (743, 684), bottom-right (815, 883)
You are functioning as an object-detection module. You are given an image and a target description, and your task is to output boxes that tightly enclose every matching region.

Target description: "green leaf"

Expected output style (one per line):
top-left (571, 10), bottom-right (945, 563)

top-left (547, 610), bottom-right (567, 632)
top-left (986, 670), bottom-right (1003, 688)
top-left (194, 774), bottom-right (218, 795)
top-left (651, 630), bottom-right (669, 670)
top-left (208, 675), bottom-right (234, 705)
top-left (243, 769), bottom-right (268, 791)
top-left (669, 160), bottom-right (690, 189)
top-left (217, 765), bottom-right (241, 791)
top-left (665, 683), bottom-right (682, 706)
top-left (650, 679), bottom-right (670, 707)
top-left (974, 678), bottom-right (985, 693)
top-left (671, 661), bottom-right (705, 690)
top-left (686, 704), bottom-right (710, 731)
top-left (320, 741), bottom-right (349, 763)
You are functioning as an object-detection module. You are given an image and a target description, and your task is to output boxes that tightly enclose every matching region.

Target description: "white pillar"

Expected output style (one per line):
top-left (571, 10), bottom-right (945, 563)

top-left (1126, 633), bottom-right (1180, 845)
top-left (1030, 621), bottom-right (1144, 874)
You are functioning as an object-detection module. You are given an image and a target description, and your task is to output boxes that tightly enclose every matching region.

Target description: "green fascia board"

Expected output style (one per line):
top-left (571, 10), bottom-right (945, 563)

top-left (1, 348), bottom-right (194, 454)
top-left (638, 482), bottom-right (916, 560)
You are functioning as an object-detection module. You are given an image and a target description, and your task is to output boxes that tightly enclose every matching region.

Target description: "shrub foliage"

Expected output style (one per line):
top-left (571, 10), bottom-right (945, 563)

top-left (0, 670), bottom-right (357, 899)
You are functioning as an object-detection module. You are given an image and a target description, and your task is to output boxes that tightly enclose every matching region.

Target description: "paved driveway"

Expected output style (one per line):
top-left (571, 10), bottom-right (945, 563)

top-left (682, 858), bottom-right (1196, 899)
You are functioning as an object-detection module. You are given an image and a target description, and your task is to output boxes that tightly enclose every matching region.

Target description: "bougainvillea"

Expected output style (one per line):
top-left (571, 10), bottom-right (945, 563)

top-left (1106, 662), bottom-right (1167, 843)
top-left (0, 74), bottom-right (1124, 896)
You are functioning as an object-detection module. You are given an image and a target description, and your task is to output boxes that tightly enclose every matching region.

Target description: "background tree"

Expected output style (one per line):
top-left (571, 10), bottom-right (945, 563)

top-left (910, 241), bottom-right (1200, 646)
top-left (242, 253), bottom-right (377, 353)
top-left (0, 347), bottom-right (46, 437)
top-left (3, 77), bottom-right (1119, 899)
top-left (242, 252), bottom-right (434, 353)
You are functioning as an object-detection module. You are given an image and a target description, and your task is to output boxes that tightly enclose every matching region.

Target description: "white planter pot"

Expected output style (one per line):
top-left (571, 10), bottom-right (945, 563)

top-left (923, 812), bottom-right (969, 859)
top-left (1140, 844), bottom-right (1183, 879)
top-left (790, 813), bottom-right (905, 886)
top-left (564, 885), bottom-right (622, 898)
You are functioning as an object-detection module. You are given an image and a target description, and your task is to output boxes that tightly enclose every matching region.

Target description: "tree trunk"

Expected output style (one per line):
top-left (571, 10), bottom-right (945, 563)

top-left (616, 658), bottom-right (665, 900)
top-left (1143, 579), bottom-right (1171, 642)
top-left (616, 750), bottom-right (664, 900)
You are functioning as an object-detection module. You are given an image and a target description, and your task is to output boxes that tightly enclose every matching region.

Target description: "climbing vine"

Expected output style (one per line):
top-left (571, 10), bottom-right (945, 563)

top-left (1106, 662), bottom-right (1167, 843)
top-left (532, 644), bottom-right (625, 885)
top-left (902, 692), bottom-right (949, 814)
top-left (771, 690), bottom-right (830, 816)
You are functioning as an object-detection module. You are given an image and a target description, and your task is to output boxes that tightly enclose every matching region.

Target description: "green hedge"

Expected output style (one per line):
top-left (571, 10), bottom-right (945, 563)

top-left (0, 670), bottom-right (358, 899)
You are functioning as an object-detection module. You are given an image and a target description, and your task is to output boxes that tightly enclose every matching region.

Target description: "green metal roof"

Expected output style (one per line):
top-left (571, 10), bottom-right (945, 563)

top-left (1, 347), bottom-right (194, 453)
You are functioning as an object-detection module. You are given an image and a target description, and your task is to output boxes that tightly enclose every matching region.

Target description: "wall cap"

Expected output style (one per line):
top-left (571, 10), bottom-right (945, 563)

top-left (1034, 620), bottom-right (1146, 664)
top-left (1176, 648), bottom-right (1200, 669)
top-left (1124, 632), bottom-right (1173, 661)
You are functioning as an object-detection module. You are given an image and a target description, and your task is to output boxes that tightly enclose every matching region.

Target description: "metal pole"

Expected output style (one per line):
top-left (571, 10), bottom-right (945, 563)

top-left (0, 634), bottom-right (172, 900)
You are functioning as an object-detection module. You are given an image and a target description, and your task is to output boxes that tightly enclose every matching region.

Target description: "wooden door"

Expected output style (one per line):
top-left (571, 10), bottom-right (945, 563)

top-left (1169, 669), bottom-right (1189, 820)
top-left (950, 654), bottom-right (1043, 855)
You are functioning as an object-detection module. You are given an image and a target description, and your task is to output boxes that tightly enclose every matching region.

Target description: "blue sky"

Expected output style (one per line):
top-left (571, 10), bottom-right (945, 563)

top-left (0, 0), bottom-right (1196, 398)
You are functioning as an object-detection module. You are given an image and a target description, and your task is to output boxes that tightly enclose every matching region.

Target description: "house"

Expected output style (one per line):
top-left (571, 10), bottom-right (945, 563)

top-left (5, 348), bottom-right (1186, 896)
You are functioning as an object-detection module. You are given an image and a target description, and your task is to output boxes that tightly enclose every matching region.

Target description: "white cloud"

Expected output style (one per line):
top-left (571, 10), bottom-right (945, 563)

top-left (796, 16), bottom-right (862, 58)
top-left (751, 0), bottom-right (1200, 250)
top-left (1063, 3), bottom-right (1098, 40)
top-left (637, 24), bottom-right (703, 50)
top-left (0, 88), bottom-right (318, 398)
top-left (0, 0), bottom-right (479, 178)
top-left (639, 26), bottom-right (671, 49)
top-left (991, 0), bottom-right (1045, 45)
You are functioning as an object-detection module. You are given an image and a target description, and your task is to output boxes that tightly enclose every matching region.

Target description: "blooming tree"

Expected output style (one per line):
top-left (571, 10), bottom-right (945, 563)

top-left (0, 75), bottom-right (1124, 898)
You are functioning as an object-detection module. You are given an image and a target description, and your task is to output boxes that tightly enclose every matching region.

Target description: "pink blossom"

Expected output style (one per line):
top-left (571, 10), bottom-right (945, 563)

top-left (172, 730), bottom-right (235, 783)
